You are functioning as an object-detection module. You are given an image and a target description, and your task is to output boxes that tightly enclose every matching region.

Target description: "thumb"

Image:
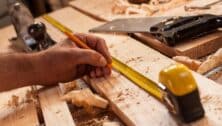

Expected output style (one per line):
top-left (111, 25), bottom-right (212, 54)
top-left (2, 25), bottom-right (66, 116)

top-left (74, 48), bottom-right (107, 67)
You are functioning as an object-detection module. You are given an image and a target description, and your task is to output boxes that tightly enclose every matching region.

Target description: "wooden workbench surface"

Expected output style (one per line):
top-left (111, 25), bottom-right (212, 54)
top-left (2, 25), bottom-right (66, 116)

top-left (69, 0), bottom-right (222, 59)
top-left (1, 4), bottom-right (222, 126)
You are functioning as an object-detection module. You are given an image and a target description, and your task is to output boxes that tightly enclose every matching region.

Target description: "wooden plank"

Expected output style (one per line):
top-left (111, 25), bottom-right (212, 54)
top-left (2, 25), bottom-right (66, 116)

top-left (69, 0), bottom-right (222, 58)
top-left (43, 7), bottom-right (222, 125)
top-left (0, 25), bottom-right (40, 125)
top-left (134, 32), bottom-right (222, 58)
top-left (0, 102), bottom-right (39, 126)
top-left (38, 86), bottom-right (75, 126)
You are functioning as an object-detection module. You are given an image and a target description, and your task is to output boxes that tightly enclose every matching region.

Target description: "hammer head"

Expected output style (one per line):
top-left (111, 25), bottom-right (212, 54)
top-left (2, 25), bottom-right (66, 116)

top-left (159, 64), bottom-right (205, 123)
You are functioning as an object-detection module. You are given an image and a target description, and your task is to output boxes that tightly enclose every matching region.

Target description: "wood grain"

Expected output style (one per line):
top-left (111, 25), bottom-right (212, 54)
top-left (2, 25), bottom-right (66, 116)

top-left (38, 86), bottom-right (75, 126)
top-left (44, 7), bottom-right (222, 126)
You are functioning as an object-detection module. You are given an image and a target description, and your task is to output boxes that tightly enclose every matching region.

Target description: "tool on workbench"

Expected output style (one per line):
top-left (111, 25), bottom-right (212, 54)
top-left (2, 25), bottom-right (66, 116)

top-left (90, 14), bottom-right (222, 46)
top-left (8, 0), bottom-right (57, 105)
top-left (8, 0), bottom-right (56, 52)
top-left (43, 15), bottom-right (205, 123)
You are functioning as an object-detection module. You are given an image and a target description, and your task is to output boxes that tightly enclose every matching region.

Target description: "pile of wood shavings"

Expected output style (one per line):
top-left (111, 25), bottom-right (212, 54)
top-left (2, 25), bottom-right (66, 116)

top-left (7, 88), bottom-right (38, 108)
top-left (112, 0), bottom-right (191, 16)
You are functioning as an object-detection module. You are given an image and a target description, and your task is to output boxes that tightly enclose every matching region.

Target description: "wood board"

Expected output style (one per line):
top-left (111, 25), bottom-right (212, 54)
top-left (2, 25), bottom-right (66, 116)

top-left (45, 7), bottom-right (222, 126)
top-left (38, 87), bottom-right (76, 126)
top-left (159, 0), bottom-right (222, 16)
top-left (69, 0), bottom-right (190, 21)
top-left (69, 0), bottom-right (222, 58)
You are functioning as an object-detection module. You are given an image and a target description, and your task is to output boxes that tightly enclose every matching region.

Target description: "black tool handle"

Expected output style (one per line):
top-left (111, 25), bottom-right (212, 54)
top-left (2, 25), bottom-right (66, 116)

top-left (150, 14), bottom-right (222, 46)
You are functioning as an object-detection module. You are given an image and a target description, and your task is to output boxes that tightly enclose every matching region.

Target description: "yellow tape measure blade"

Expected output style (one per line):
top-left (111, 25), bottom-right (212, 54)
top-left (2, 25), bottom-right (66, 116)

top-left (43, 15), bottom-right (164, 101)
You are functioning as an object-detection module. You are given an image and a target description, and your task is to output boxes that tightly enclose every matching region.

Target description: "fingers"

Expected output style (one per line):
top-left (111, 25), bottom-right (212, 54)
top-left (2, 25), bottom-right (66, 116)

top-left (74, 33), bottom-right (112, 63)
top-left (73, 48), bottom-right (107, 67)
top-left (89, 67), bottom-right (111, 78)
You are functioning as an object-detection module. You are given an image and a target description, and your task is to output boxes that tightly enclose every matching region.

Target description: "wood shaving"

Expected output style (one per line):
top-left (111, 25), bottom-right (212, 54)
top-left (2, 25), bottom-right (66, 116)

top-left (173, 56), bottom-right (202, 71)
top-left (112, 0), bottom-right (190, 16)
top-left (197, 48), bottom-right (222, 74)
top-left (62, 81), bottom-right (77, 94)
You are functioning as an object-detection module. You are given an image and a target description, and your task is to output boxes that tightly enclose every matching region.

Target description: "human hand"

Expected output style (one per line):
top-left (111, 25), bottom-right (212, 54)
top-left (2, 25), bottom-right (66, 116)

top-left (38, 33), bottom-right (112, 84)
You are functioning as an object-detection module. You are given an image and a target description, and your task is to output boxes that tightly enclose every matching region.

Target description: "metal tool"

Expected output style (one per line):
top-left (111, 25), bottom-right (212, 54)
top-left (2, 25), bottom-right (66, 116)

top-left (8, 0), bottom-right (56, 52)
top-left (43, 15), bottom-right (205, 123)
top-left (89, 17), bottom-right (170, 33)
top-left (90, 14), bottom-right (222, 46)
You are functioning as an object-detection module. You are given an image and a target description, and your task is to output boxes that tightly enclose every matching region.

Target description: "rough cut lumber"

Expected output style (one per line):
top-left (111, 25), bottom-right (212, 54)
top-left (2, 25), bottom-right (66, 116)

top-left (44, 7), bottom-right (222, 126)
top-left (69, 0), bottom-right (222, 58)
top-left (134, 32), bottom-right (222, 58)
top-left (38, 86), bottom-right (75, 126)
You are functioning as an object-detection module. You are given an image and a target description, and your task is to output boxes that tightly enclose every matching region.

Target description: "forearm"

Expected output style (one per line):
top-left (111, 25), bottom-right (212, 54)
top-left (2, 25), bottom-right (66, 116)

top-left (0, 53), bottom-right (42, 91)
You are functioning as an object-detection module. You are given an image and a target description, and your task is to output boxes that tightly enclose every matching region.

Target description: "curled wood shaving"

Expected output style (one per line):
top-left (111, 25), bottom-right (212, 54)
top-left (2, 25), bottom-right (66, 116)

top-left (62, 81), bottom-right (77, 94)
top-left (173, 56), bottom-right (201, 71)
top-left (112, 0), bottom-right (190, 16)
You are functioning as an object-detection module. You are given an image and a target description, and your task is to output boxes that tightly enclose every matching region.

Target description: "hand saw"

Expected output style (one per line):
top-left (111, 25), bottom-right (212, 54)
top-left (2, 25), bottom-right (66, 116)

top-left (90, 14), bottom-right (222, 46)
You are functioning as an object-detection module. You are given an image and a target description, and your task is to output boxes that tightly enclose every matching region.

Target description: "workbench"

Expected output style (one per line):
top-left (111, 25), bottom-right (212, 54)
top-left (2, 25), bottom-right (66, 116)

top-left (1, 0), bottom-right (222, 126)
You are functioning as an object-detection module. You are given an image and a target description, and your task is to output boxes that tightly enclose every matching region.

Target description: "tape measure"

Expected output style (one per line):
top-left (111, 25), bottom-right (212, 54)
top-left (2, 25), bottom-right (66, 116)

top-left (42, 15), bottom-right (164, 101)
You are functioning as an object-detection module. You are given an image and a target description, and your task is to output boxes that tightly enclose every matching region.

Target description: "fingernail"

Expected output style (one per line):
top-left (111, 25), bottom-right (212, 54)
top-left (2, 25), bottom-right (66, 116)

top-left (99, 57), bottom-right (107, 66)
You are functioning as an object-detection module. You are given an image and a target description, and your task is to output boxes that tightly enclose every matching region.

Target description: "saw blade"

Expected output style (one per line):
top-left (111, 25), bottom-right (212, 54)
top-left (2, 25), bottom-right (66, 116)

top-left (89, 17), bottom-right (171, 33)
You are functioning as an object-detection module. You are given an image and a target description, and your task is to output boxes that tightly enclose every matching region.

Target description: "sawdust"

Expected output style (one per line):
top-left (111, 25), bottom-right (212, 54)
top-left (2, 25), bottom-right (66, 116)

top-left (125, 56), bottom-right (143, 64)
top-left (145, 67), bottom-right (150, 73)
top-left (115, 88), bottom-right (140, 105)
top-left (7, 95), bottom-right (19, 108)
top-left (7, 88), bottom-right (37, 108)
